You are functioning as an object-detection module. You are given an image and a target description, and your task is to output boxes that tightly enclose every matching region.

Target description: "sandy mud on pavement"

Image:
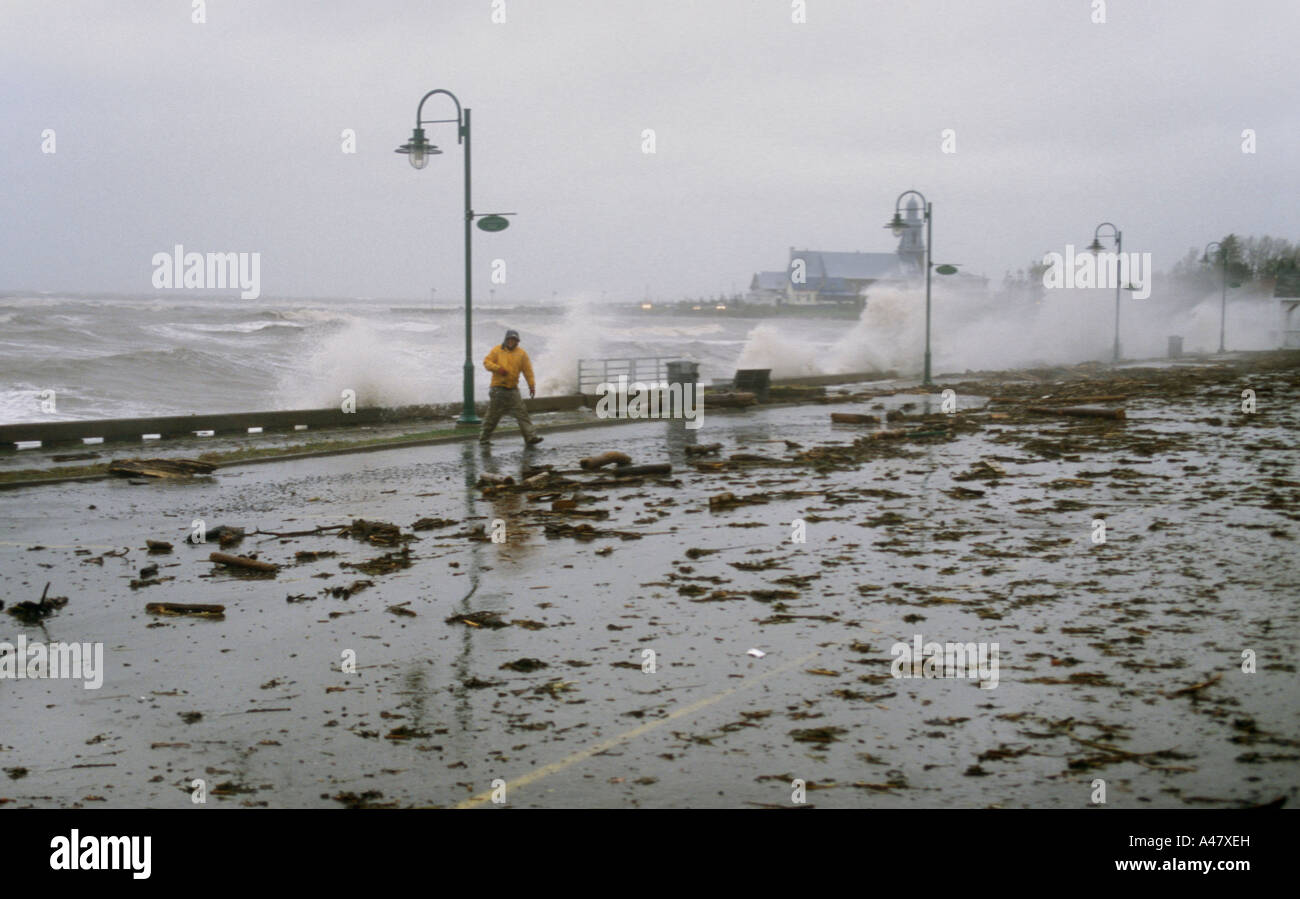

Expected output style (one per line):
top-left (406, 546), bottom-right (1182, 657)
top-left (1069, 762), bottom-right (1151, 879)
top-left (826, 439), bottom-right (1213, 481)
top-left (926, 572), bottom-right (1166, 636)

top-left (2, 353), bottom-right (1298, 808)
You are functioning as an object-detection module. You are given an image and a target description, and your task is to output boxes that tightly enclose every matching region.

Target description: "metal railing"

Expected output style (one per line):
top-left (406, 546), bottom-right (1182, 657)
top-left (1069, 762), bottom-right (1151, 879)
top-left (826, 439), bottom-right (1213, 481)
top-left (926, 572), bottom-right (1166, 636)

top-left (577, 357), bottom-right (679, 394)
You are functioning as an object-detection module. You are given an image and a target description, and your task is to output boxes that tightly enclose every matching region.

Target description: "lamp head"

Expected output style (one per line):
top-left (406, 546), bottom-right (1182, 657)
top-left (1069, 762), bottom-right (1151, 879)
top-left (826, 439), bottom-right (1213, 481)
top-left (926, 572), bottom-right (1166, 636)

top-left (395, 127), bottom-right (442, 170)
top-left (885, 212), bottom-right (907, 237)
top-left (1086, 238), bottom-right (1105, 254)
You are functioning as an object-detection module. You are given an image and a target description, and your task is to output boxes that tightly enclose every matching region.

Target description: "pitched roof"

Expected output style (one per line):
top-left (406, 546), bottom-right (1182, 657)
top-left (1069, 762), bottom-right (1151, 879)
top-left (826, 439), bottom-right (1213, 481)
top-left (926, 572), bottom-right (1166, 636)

top-left (790, 249), bottom-right (913, 282)
top-left (751, 249), bottom-right (919, 296)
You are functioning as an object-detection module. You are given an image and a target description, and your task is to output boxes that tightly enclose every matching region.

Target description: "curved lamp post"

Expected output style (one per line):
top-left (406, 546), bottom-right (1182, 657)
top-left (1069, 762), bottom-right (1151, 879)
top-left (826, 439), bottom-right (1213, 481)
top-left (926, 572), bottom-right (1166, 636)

top-left (885, 190), bottom-right (958, 386)
top-left (1087, 223), bottom-right (1123, 363)
top-left (1201, 241), bottom-right (1229, 353)
top-left (885, 191), bottom-right (932, 384)
top-left (397, 90), bottom-right (515, 425)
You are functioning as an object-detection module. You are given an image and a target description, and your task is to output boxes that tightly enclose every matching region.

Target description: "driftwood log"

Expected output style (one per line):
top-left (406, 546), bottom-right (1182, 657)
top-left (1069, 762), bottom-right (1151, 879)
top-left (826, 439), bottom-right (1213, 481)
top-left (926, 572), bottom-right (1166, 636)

top-left (579, 451), bottom-right (632, 470)
top-left (476, 472), bottom-right (515, 487)
top-left (683, 443), bottom-right (722, 456)
top-left (609, 463), bottom-right (672, 477)
top-left (1165, 672), bottom-right (1223, 698)
top-left (146, 602), bottom-right (226, 617)
top-left (830, 413), bottom-right (878, 424)
top-left (1026, 406), bottom-right (1127, 420)
top-left (522, 471), bottom-right (553, 488)
top-left (108, 458), bottom-right (217, 479)
top-left (708, 491), bottom-right (768, 510)
top-left (209, 552), bottom-right (278, 573)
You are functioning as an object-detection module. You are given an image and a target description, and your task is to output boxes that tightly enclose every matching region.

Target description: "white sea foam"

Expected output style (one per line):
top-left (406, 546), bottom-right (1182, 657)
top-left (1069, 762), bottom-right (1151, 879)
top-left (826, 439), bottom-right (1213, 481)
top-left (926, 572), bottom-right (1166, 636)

top-left (735, 281), bottom-right (1287, 379)
top-left (275, 318), bottom-right (441, 409)
top-left (4, 289), bottom-right (1289, 424)
top-left (179, 321), bottom-right (305, 334)
top-left (530, 294), bottom-right (608, 395)
top-left (734, 323), bottom-right (828, 377)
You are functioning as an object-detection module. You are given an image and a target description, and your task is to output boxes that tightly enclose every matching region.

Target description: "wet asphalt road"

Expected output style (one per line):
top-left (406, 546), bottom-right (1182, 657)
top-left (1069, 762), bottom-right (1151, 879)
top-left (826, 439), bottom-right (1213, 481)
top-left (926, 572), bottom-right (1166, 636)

top-left (2, 367), bottom-right (1298, 808)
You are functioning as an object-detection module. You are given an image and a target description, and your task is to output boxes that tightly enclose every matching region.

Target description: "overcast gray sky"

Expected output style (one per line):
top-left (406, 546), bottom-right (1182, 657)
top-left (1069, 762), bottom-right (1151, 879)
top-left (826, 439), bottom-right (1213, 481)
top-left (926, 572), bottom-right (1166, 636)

top-left (3, 0), bottom-right (1297, 302)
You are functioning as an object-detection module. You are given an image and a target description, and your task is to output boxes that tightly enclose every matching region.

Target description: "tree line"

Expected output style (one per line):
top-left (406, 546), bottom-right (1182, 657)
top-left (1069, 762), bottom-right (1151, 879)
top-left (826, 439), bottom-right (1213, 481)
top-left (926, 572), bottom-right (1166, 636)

top-left (1000, 233), bottom-right (1299, 303)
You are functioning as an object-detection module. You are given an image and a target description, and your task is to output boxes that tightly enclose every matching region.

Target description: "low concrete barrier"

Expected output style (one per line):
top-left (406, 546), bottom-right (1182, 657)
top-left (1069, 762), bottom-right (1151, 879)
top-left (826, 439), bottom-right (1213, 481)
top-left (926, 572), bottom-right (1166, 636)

top-left (768, 370), bottom-right (897, 387)
top-left (1, 396), bottom-right (586, 448)
top-left (1, 369), bottom-right (891, 448)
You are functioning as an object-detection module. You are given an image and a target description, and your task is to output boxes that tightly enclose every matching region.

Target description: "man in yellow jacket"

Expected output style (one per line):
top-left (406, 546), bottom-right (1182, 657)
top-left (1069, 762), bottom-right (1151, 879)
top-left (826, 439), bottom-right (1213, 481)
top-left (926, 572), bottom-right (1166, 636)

top-left (480, 329), bottom-right (543, 446)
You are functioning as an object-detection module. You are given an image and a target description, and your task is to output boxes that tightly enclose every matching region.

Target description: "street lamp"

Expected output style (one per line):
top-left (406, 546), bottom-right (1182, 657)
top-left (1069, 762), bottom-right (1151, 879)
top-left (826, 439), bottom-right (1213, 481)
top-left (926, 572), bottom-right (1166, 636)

top-left (397, 90), bottom-right (514, 426)
top-left (1201, 241), bottom-right (1229, 353)
top-left (1088, 222), bottom-right (1123, 363)
top-left (884, 190), bottom-right (955, 386)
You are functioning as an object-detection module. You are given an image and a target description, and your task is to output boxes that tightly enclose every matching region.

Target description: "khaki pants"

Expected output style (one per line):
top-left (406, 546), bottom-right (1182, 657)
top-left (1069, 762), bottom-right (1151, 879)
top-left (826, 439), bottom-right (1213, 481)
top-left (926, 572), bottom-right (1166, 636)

top-left (480, 386), bottom-right (537, 442)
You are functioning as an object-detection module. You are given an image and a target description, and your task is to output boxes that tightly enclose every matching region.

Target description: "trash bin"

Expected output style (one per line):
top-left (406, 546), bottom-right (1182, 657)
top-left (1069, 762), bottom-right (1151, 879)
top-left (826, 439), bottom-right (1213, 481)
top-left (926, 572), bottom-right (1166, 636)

top-left (665, 360), bottom-right (699, 382)
top-left (1167, 336), bottom-right (1183, 358)
top-left (733, 368), bottom-right (772, 403)
top-left (665, 360), bottom-right (700, 417)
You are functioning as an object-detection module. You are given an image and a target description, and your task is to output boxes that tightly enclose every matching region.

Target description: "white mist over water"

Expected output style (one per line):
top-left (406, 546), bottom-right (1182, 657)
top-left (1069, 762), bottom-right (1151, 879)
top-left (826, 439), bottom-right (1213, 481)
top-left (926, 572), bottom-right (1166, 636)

top-left (733, 282), bottom-right (1287, 379)
top-left (529, 294), bottom-right (605, 396)
top-left (2, 287), bottom-right (1287, 423)
top-left (281, 293), bottom-right (636, 409)
top-left (1151, 289), bottom-right (1280, 355)
top-left (526, 296), bottom-right (736, 394)
top-left (734, 325), bottom-right (825, 377)
top-left (278, 316), bottom-right (439, 410)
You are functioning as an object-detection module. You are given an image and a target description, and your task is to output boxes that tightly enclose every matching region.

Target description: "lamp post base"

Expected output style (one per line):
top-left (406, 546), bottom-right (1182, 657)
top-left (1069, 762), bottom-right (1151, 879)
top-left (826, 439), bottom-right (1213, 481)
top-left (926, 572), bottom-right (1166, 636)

top-left (458, 359), bottom-right (481, 425)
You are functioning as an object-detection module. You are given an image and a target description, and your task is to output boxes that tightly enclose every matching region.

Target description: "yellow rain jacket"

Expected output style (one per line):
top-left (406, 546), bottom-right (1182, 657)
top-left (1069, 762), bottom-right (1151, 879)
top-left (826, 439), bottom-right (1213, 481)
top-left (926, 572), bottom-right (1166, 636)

top-left (483, 344), bottom-right (535, 390)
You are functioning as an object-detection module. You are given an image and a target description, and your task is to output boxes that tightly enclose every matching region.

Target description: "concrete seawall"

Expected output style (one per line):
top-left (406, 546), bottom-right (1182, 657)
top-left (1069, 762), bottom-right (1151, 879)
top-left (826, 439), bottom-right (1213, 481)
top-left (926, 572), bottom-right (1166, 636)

top-left (0, 396), bottom-right (587, 447)
top-left (0, 372), bottom-right (892, 448)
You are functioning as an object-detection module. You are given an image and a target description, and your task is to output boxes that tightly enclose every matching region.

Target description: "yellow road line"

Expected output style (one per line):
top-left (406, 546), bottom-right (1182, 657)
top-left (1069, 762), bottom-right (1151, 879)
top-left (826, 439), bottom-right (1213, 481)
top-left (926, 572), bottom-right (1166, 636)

top-left (454, 648), bottom-right (820, 809)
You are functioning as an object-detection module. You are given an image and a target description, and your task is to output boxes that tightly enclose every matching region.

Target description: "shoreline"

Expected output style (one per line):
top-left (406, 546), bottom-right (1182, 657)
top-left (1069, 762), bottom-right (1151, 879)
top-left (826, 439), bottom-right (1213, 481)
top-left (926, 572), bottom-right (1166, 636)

top-left (1, 352), bottom-right (1279, 489)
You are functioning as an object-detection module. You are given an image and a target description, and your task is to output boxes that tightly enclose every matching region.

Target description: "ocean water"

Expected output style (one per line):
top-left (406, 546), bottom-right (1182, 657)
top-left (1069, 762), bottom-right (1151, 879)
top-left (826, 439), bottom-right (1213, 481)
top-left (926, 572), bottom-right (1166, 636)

top-left (0, 293), bottom-right (842, 423)
top-left (1, 285), bottom-right (1282, 423)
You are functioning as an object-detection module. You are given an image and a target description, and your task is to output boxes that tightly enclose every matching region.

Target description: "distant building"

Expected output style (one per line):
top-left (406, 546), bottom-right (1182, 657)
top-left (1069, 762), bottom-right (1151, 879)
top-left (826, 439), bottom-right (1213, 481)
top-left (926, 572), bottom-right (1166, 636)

top-left (747, 197), bottom-right (925, 308)
top-left (747, 270), bottom-right (788, 306)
